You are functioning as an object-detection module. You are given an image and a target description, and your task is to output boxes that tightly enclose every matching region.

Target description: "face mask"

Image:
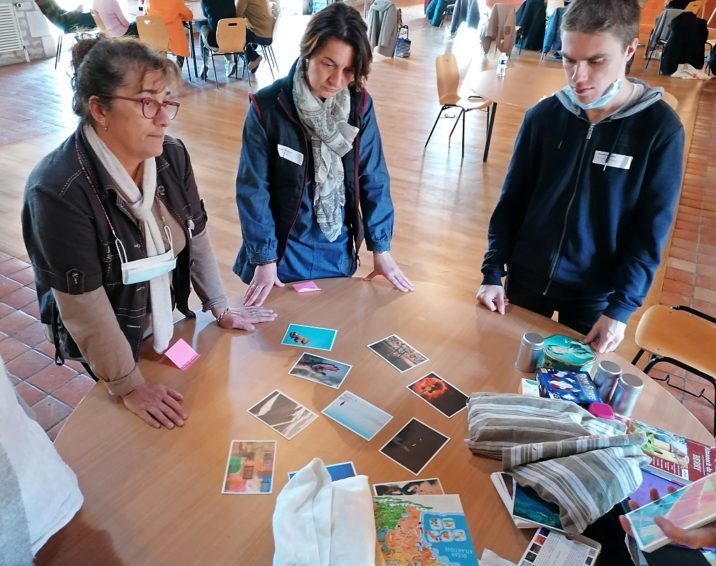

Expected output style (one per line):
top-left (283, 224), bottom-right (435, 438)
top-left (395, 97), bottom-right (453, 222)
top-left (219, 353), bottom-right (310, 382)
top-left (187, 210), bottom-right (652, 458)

top-left (563, 79), bottom-right (622, 110)
top-left (115, 228), bottom-right (176, 285)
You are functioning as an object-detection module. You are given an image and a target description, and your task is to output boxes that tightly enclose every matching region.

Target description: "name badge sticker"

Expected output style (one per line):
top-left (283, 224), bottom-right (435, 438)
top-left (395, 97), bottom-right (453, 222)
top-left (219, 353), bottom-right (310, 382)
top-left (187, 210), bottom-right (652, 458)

top-left (592, 150), bottom-right (633, 170)
top-left (277, 144), bottom-right (304, 166)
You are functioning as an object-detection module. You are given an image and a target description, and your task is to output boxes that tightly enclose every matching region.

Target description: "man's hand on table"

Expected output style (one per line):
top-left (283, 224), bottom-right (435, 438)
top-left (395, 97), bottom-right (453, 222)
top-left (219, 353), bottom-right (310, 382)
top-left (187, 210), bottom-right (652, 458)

top-left (584, 315), bottom-right (625, 353)
top-left (121, 383), bottom-right (187, 429)
top-left (620, 486), bottom-right (716, 549)
top-left (476, 284), bottom-right (509, 314)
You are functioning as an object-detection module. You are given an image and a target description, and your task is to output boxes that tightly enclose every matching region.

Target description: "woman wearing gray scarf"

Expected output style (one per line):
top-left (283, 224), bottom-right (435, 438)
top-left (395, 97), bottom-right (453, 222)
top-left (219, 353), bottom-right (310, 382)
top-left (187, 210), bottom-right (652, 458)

top-left (234, 3), bottom-right (413, 307)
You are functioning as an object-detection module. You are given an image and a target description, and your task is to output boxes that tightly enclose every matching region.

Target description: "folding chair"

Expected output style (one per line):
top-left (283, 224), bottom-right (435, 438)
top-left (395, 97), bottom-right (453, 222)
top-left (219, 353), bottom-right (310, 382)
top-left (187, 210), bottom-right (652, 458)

top-left (632, 304), bottom-right (716, 432)
top-left (424, 53), bottom-right (491, 160)
top-left (201, 17), bottom-right (250, 88)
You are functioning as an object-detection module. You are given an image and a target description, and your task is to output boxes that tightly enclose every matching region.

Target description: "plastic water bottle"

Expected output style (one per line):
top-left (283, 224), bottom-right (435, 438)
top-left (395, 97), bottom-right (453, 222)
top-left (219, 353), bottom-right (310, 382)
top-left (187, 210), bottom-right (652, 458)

top-left (496, 52), bottom-right (507, 78)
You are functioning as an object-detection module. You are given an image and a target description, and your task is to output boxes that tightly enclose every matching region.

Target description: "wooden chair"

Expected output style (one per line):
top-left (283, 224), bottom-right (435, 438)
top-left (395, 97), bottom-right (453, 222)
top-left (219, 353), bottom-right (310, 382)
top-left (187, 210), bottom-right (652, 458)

top-left (201, 17), bottom-right (249, 88)
top-left (136, 15), bottom-right (170, 53)
top-left (644, 8), bottom-right (684, 70)
top-left (684, 0), bottom-right (705, 17)
top-left (632, 304), bottom-right (716, 432)
top-left (424, 53), bottom-right (491, 160)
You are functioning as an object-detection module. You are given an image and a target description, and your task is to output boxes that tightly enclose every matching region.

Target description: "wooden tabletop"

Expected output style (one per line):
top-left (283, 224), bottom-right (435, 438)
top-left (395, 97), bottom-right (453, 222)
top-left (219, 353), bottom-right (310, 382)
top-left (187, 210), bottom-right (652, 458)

top-left (467, 66), bottom-right (567, 110)
top-left (36, 279), bottom-right (713, 564)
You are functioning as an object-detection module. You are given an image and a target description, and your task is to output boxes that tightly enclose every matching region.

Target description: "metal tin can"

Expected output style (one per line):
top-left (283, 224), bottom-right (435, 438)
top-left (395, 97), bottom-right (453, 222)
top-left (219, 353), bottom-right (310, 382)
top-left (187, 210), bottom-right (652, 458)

top-left (592, 360), bottom-right (622, 403)
top-left (609, 373), bottom-right (644, 417)
top-left (537, 334), bottom-right (596, 372)
top-left (515, 332), bottom-right (544, 373)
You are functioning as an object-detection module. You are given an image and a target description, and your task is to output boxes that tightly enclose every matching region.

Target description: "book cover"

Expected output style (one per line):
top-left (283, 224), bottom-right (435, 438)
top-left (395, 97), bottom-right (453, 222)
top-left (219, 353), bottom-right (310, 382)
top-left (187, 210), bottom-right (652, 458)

top-left (628, 419), bottom-right (716, 485)
top-left (536, 367), bottom-right (600, 405)
top-left (625, 473), bottom-right (716, 553)
top-left (519, 527), bottom-right (601, 565)
top-left (373, 494), bottom-right (479, 565)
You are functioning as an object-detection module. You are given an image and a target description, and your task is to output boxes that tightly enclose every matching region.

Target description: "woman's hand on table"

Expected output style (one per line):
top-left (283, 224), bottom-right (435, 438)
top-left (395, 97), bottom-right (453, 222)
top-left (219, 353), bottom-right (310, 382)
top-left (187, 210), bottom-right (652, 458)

top-left (214, 305), bottom-right (278, 331)
top-left (365, 251), bottom-right (414, 292)
top-left (121, 383), bottom-right (187, 430)
top-left (243, 262), bottom-right (284, 306)
top-left (620, 486), bottom-right (716, 549)
top-left (476, 284), bottom-right (509, 314)
top-left (584, 315), bottom-right (625, 353)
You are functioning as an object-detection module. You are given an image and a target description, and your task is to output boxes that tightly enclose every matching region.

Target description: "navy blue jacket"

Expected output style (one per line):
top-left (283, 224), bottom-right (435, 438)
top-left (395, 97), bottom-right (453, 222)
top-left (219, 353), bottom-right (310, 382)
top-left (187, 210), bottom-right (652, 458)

top-left (233, 61), bottom-right (394, 283)
top-left (481, 80), bottom-right (684, 323)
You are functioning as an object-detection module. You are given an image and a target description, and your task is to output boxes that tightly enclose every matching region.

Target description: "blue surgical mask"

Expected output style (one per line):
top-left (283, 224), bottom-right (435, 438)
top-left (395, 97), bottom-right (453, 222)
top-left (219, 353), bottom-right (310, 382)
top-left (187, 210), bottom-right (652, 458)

top-left (115, 227), bottom-right (176, 285)
top-left (563, 80), bottom-right (623, 110)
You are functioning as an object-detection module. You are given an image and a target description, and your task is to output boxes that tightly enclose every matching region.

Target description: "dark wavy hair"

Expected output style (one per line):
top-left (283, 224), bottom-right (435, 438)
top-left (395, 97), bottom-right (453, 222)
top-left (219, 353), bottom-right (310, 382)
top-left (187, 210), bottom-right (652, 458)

top-left (561, 0), bottom-right (640, 50)
top-left (299, 2), bottom-right (373, 90)
top-left (71, 36), bottom-right (180, 124)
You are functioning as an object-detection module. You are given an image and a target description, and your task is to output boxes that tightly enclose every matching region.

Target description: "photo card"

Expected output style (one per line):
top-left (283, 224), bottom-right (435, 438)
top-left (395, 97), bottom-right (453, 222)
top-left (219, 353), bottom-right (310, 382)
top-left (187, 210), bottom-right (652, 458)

top-left (322, 390), bottom-right (393, 441)
top-left (221, 440), bottom-right (276, 495)
top-left (367, 334), bottom-right (429, 373)
top-left (288, 352), bottom-right (352, 389)
top-left (247, 389), bottom-right (317, 440)
top-left (406, 372), bottom-right (468, 418)
top-left (380, 418), bottom-right (450, 475)
top-left (281, 323), bottom-right (337, 351)
top-left (373, 477), bottom-right (444, 496)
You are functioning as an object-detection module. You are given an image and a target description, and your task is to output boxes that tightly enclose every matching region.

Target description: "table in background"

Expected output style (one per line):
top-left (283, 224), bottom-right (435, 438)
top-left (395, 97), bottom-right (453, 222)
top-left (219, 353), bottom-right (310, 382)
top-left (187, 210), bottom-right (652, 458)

top-left (468, 66), bottom-right (566, 161)
top-left (36, 279), bottom-right (714, 564)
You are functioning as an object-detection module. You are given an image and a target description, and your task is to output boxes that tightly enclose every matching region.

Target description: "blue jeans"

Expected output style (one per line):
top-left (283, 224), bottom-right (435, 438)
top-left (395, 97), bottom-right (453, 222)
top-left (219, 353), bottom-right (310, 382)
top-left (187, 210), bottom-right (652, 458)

top-left (246, 29), bottom-right (272, 62)
top-left (505, 272), bottom-right (609, 335)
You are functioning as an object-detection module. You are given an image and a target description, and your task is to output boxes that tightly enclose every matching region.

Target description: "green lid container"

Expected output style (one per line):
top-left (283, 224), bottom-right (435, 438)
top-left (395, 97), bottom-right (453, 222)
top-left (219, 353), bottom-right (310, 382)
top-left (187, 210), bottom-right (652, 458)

top-left (537, 334), bottom-right (596, 372)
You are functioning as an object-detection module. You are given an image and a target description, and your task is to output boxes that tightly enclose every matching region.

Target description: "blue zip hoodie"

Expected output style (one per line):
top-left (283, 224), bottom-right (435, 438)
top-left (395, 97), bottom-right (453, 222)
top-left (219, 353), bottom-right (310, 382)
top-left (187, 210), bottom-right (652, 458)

top-left (481, 79), bottom-right (684, 323)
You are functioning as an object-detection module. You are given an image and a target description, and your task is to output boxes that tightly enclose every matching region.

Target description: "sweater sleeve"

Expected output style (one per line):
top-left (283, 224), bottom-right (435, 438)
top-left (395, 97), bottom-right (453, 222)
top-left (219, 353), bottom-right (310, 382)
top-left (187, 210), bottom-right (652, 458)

top-left (53, 288), bottom-right (145, 397)
top-left (603, 122), bottom-right (685, 323)
top-left (235, 103), bottom-right (279, 264)
top-left (480, 112), bottom-right (536, 286)
top-left (189, 227), bottom-right (228, 312)
top-left (358, 94), bottom-right (394, 253)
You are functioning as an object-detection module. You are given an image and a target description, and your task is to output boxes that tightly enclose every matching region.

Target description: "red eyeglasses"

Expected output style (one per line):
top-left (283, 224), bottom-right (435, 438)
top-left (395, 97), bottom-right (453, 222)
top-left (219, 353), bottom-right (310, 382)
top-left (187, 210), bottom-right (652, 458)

top-left (101, 95), bottom-right (180, 120)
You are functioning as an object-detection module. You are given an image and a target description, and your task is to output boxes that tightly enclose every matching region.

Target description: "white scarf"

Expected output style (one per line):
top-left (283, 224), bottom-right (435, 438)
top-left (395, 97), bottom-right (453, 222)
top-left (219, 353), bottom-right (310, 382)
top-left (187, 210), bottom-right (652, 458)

top-left (292, 62), bottom-right (359, 242)
top-left (83, 124), bottom-right (174, 354)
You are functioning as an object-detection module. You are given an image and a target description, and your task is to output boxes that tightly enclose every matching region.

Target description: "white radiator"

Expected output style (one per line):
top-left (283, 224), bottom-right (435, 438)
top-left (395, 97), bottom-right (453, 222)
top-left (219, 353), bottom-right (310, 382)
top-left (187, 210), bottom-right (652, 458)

top-left (0, 3), bottom-right (29, 61)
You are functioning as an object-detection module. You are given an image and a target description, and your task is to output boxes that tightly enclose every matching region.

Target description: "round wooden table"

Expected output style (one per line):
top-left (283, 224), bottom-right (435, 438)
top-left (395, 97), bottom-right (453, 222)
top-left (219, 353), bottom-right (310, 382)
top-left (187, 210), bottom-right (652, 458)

top-left (37, 279), bottom-right (714, 564)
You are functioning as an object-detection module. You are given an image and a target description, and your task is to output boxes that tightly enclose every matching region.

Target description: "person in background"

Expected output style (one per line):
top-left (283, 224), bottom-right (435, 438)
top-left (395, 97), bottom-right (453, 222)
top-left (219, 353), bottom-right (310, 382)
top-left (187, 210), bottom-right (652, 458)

top-left (476, 0), bottom-right (683, 354)
top-left (235, 0), bottom-right (275, 72)
top-left (234, 3), bottom-right (413, 306)
top-left (23, 37), bottom-right (276, 430)
top-left (145, 0), bottom-right (192, 66)
top-left (198, 0), bottom-right (239, 78)
top-left (93, 0), bottom-right (138, 36)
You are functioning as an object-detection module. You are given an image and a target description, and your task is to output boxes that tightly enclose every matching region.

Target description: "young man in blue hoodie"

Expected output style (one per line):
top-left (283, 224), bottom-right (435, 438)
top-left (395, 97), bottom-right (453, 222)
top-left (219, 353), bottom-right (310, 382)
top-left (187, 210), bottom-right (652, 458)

top-left (476, 0), bottom-right (684, 353)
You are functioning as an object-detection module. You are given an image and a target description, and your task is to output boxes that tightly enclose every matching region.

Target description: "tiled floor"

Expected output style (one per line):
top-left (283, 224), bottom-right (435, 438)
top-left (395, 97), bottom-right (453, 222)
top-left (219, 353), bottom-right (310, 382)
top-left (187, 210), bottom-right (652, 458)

top-left (0, 251), bottom-right (95, 440)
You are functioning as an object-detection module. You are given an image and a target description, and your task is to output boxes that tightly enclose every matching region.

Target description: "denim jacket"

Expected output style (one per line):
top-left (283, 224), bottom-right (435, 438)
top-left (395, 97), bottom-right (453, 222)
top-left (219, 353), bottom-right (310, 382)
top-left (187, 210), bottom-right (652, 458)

top-left (22, 127), bottom-right (207, 362)
top-left (233, 60), bottom-right (395, 283)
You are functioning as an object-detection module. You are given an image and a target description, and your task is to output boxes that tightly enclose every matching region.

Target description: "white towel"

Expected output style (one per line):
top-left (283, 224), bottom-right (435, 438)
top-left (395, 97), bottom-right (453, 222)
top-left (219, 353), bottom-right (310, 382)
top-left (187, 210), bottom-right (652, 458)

top-left (0, 358), bottom-right (83, 560)
top-left (272, 458), bottom-right (375, 566)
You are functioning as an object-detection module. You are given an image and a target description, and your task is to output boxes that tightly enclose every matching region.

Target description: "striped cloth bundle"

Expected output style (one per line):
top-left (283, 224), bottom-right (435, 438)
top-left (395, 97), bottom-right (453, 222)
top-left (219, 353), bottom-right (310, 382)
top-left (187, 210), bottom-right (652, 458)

top-left (466, 392), bottom-right (650, 533)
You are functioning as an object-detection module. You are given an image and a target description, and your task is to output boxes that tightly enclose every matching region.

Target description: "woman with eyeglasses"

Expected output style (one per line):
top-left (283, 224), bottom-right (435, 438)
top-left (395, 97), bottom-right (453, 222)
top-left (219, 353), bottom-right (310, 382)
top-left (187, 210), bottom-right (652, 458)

top-left (22, 37), bottom-right (276, 430)
top-left (234, 2), bottom-right (413, 307)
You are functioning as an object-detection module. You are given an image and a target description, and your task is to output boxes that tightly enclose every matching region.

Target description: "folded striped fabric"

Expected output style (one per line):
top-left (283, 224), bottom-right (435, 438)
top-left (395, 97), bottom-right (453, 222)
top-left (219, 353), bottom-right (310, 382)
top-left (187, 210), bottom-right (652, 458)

top-left (466, 393), bottom-right (649, 533)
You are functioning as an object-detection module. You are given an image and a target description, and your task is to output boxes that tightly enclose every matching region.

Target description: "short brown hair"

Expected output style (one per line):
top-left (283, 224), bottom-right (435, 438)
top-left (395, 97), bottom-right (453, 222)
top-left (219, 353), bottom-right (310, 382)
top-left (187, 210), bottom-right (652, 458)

top-left (299, 3), bottom-right (372, 90)
top-left (561, 0), bottom-right (640, 50)
top-left (71, 36), bottom-right (180, 124)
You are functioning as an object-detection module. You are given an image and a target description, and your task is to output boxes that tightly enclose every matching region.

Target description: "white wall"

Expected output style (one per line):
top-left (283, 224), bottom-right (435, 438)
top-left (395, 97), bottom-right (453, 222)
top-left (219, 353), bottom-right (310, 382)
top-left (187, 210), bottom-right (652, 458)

top-left (0, 0), bottom-right (57, 67)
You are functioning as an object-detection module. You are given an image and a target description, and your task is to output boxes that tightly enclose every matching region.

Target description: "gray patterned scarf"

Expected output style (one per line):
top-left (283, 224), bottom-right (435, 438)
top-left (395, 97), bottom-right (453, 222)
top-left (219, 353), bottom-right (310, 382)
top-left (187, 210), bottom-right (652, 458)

top-left (292, 61), bottom-right (359, 242)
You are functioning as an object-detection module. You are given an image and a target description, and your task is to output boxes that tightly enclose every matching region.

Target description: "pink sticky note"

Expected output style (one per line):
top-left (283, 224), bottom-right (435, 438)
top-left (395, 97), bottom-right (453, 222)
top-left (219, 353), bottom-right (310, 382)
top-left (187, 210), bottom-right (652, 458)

top-left (164, 338), bottom-right (200, 370)
top-left (293, 281), bottom-right (321, 293)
